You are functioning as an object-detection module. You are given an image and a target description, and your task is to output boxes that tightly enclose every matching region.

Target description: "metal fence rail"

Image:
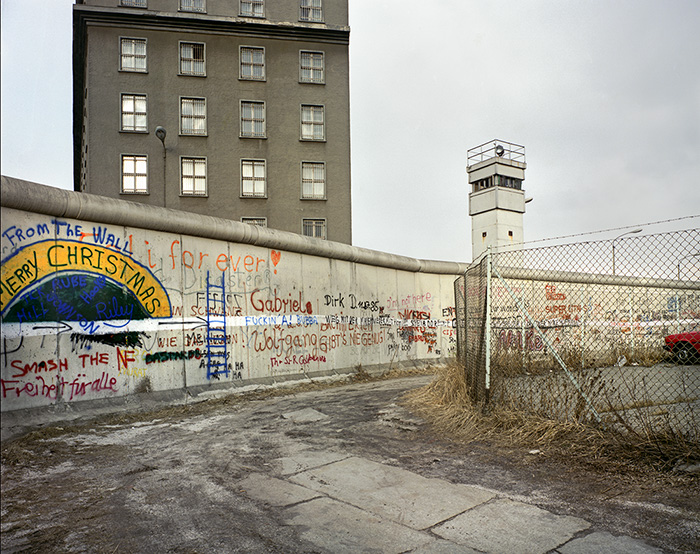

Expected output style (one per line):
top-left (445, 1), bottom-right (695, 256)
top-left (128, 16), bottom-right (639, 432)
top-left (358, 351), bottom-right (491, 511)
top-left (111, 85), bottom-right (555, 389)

top-left (456, 229), bottom-right (700, 440)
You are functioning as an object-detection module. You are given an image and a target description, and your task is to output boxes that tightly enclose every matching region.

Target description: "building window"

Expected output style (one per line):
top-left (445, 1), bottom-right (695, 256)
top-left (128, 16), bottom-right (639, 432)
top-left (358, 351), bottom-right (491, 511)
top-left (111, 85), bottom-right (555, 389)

top-left (475, 175), bottom-right (522, 191)
top-left (300, 0), bottom-right (322, 22)
top-left (120, 0), bottom-right (147, 7)
top-left (301, 104), bottom-right (325, 141)
top-left (300, 51), bottom-right (324, 83)
top-left (240, 101), bottom-right (266, 138)
top-left (240, 47), bottom-right (265, 81)
top-left (180, 0), bottom-right (205, 13)
top-left (474, 177), bottom-right (492, 191)
top-left (241, 159), bottom-right (266, 197)
top-left (121, 94), bottom-right (147, 132)
top-left (180, 97), bottom-right (207, 135)
top-left (241, 217), bottom-right (267, 227)
top-left (181, 157), bottom-right (207, 196)
top-left (301, 162), bottom-right (325, 199)
top-left (121, 155), bottom-right (148, 194)
top-left (497, 175), bottom-right (522, 190)
top-left (179, 42), bottom-right (205, 76)
top-left (240, 0), bottom-right (264, 17)
top-left (120, 38), bottom-right (147, 72)
top-left (303, 219), bottom-right (326, 239)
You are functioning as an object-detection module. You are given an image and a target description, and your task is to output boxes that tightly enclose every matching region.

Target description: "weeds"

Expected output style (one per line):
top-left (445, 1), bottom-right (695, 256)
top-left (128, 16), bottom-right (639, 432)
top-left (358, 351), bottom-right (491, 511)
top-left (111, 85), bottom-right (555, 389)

top-left (491, 345), bottom-right (667, 377)
top-left (350, 364), bottom-right (373, 383)
top-left (404, 360), bottom-right (700, 472)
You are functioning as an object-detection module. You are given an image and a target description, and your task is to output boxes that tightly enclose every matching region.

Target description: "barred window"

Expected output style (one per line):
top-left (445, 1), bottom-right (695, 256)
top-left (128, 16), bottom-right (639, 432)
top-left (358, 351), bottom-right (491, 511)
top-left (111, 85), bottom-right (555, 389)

top-left (180, 0), bottom-right (205, 12)
top-left (120, 38), bottom-right (147, 72)
top-left (180, 42), bottom-right (205, 76)
top-left (241, 217), bottom-right (267, 227)
top-left (180, 97), bottom-right (207, 135)
top-left (300, 0), bottom-right (322, 22)
top-left (303, 219), bottom-right (326, 239)
top-left (181, 157), bottom-right (207, 195)
top-left (301, 162), bottom-right (325, 199)
top-left (240, 47), bottom-right (265, 81)
top-left (240, 101), bottom-right (266, 138)
top-left (121, 155), bottom-right (148, 193)
top-left (241, 159), bottom-right (266, 197)
top-left (120, 0), bottom-right (147, 7)
top-left (121, 94), bottom-right (147, 132)
top-left (300, 51), bottom-right (324, 83)
top-left (240, 0), bottom-right (264, 17)
top-left (301, 104), bottom-right (325, 141)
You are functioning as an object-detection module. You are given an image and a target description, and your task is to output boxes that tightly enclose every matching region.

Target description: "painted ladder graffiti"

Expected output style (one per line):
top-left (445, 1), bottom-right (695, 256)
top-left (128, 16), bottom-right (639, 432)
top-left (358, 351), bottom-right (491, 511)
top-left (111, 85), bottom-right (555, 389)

top-left (205, 271), bottom-right (229, 380)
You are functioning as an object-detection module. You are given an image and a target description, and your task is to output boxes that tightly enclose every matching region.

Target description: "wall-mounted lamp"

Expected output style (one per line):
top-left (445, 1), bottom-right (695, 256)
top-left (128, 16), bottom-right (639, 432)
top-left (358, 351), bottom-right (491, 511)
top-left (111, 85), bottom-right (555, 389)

top-left (155, 126), bottom-right (167, 206)
top-left (155, 126), bottom-right (167, 145)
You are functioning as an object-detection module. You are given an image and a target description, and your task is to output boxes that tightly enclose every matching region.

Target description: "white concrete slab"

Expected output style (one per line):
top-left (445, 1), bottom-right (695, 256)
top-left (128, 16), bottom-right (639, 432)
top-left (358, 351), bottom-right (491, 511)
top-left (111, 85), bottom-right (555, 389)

top-left (433, 498), bottom-right (590, 554)
top-left (238, 473), bottom-right (321, 507)
top-left (283, 496), bottom-right (437, 554)
top-left (281, 408), bottom-right (329, 423)
top-left (410, 540), bottom-right (481, 553)
top-left (558, 531), bottom-right (662, 554)
top-left (289, 456), bottom-right (496, 530)
top-left (274, 451), bottom-right (350, 476)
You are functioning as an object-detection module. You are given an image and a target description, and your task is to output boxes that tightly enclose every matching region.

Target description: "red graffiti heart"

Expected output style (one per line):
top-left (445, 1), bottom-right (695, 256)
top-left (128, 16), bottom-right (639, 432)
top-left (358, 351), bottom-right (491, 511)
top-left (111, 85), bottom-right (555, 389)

top-left (271, 250), bottom-right (281, 267)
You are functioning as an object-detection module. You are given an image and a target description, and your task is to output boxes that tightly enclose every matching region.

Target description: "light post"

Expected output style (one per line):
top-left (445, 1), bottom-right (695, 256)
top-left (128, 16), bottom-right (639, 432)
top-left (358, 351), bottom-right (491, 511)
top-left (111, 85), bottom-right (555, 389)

top-left (155, 126), bottom-right (167, 207)
top-left (677, 252), bottom-right (700, 280)
top-left (676, 253), bottom-right (700, 327)
top-left (612, 228), bottom-right (642, 275)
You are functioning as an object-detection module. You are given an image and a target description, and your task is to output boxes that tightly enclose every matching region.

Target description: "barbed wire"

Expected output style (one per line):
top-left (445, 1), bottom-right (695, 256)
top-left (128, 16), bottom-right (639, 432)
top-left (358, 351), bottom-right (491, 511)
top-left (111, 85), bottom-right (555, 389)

top-left (514, 214), bottom-right (700, 248)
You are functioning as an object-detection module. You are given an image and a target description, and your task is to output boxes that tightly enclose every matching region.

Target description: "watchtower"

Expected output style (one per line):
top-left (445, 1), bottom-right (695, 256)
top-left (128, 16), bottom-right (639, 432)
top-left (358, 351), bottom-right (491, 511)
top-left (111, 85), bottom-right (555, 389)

top-left (467, 140), bottom-right (528, 261)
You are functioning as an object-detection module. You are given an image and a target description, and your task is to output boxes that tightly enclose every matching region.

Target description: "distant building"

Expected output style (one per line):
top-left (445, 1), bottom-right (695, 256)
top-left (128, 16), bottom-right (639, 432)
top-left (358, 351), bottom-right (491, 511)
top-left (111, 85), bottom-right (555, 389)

top-left (73, 0), bottom-right (352, 243)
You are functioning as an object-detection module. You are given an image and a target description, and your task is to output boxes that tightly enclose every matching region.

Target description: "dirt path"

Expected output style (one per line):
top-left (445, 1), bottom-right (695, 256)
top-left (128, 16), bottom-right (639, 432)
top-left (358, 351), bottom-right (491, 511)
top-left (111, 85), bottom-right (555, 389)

top-left (2, 375), bottom-right (698, 552)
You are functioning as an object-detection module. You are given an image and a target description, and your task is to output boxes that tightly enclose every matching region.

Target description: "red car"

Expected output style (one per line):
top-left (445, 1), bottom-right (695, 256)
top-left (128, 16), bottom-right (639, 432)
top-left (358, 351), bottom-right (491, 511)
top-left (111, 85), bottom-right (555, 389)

top-left (663, 330), bottom-right (700, 364)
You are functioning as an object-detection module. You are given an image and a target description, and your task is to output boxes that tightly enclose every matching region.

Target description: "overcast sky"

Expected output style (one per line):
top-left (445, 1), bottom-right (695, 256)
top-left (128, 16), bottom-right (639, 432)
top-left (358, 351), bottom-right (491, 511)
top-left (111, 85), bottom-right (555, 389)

top-left (2, 0), bottom-right (699, 262)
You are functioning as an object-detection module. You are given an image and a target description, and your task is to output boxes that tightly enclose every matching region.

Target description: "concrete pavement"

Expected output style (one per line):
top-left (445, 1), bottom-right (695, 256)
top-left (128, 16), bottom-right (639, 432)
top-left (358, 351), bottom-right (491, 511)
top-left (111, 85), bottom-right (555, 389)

top-left (239, 444), bottom-right (660, 553)
top-left (2, 375), bottom-right (692, 552)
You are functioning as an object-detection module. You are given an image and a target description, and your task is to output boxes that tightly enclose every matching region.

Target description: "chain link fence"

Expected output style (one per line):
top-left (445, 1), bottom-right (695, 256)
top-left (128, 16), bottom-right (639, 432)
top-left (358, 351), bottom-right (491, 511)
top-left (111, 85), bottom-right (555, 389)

top-left (455, 229), bottom-right (700, 441)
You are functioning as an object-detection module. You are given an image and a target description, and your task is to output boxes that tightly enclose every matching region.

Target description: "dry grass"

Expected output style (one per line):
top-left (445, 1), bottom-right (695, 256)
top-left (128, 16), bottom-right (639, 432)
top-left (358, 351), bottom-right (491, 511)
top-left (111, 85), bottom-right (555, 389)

top-left (404, 360), bottom-right (700, 472)
top-left (493, 345), bottom-right (667, 377)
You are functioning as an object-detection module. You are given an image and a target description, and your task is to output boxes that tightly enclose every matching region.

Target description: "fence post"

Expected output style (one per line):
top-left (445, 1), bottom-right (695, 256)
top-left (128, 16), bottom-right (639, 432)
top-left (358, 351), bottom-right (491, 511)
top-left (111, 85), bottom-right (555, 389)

top-left (581, 285), bottom-right (588, 370)
top-left (485, 247), bottom-right (492, 403)
top-left (629, 290), bottom-right (635, 360)
top-left (521, 290), bottom-right (526, 369)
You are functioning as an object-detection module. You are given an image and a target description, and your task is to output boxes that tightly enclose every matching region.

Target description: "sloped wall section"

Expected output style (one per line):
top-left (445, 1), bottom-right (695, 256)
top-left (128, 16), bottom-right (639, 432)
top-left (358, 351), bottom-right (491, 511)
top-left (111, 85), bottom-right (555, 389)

top-left (1, 177), bottom-right (468, 415)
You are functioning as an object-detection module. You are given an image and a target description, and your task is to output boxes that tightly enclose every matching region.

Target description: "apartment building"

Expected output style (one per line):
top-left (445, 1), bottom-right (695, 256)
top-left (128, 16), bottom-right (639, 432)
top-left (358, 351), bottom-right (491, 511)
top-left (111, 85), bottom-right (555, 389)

top-left (73, 0), bottom-right (351, 243)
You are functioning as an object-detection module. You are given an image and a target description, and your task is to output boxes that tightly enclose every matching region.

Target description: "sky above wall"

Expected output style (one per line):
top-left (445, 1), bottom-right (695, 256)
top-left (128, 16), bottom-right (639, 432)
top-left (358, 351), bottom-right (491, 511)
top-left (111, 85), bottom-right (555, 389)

top-left (2, 0), bottom-right (699, 263)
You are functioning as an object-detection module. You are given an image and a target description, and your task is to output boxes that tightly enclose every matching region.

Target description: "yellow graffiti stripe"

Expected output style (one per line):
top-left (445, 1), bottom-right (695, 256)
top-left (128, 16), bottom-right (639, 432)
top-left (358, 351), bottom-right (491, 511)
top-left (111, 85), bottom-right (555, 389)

top-left (0, 240), bottom-right (171, 317)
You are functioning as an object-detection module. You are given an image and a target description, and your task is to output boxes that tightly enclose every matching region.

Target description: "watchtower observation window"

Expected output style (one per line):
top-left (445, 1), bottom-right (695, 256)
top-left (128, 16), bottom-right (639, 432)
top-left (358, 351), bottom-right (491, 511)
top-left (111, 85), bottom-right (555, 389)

top-left (497, 176), bottom-right (522, 190)
top-left (474, 177), bottom-right (493, 191)
top-left (473, 175), bottom-right (522, 192)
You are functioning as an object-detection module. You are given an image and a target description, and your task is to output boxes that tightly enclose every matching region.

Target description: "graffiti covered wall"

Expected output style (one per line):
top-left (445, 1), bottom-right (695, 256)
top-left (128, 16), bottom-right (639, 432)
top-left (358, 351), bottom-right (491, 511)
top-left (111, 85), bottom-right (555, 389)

top-left (1, 178), bottom-right (466, 413)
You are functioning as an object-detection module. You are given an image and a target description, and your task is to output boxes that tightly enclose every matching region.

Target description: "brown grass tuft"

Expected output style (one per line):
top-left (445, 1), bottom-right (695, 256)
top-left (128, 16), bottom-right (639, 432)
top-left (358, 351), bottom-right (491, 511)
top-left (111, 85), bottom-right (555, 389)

top-left (404, 359), bottom-right (700, 473)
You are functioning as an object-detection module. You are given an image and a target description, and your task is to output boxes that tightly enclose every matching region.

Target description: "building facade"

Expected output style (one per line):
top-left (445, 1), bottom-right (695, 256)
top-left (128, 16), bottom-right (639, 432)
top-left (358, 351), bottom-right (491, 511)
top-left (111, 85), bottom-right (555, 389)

top-left (73, 0), bottom-right (351, 243)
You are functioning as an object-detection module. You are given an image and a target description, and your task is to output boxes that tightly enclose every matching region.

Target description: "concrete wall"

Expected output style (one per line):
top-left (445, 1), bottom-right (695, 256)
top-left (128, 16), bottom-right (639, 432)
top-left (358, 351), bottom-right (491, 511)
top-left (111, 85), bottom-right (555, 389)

top-left (1, 177), bottom-right (467, 416)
